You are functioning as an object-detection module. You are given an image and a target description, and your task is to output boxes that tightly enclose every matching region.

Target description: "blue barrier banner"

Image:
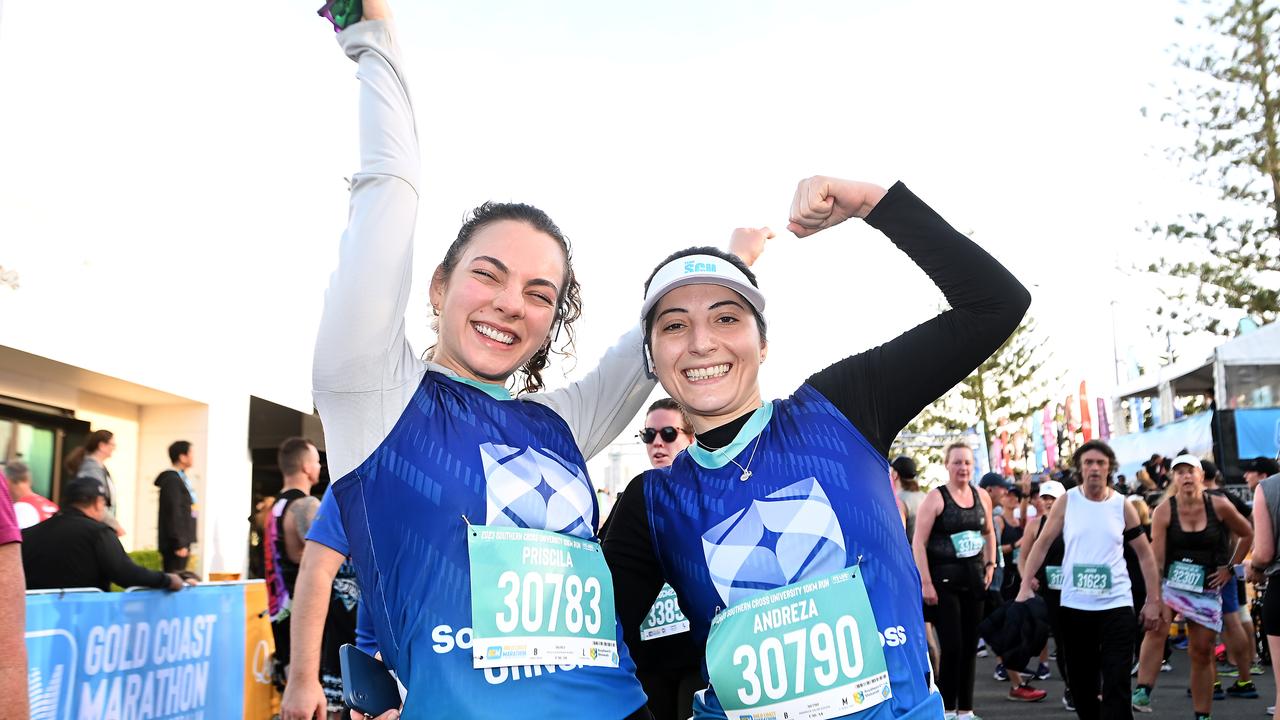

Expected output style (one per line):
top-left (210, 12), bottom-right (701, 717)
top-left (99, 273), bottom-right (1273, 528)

top-left (1236, 408), bottom-right (1280, 459)
top-left (26, 586), bottom-right (244, 720)
top-left (1110, 411), bottom-right (1214, 480)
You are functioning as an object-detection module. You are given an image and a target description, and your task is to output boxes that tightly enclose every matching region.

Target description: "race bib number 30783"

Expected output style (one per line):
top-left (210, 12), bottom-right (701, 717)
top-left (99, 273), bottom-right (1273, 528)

top-left (705, 567), bottom-right (891, 720)
top-left (467, 526), bottom-right (618, 669)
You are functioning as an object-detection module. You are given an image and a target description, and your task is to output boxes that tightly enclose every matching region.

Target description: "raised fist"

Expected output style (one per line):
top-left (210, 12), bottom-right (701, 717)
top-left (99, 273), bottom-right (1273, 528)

top-left (787, 176), bottom-right (887, 238)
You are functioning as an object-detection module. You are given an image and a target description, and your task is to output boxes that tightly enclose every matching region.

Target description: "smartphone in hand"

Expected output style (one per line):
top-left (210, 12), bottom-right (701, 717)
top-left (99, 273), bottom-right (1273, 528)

top-left (340, 644), bottom-right (400, 717)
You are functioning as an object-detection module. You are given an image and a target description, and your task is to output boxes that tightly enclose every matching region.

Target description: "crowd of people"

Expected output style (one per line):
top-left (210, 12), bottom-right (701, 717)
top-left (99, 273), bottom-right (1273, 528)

top-left (887, 440), bottom-right (1280, 720)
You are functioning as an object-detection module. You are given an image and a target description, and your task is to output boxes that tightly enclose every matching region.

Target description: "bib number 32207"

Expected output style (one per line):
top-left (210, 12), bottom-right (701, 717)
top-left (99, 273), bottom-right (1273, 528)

top-left (468, 526), bottom-right (618, 669)
top-left (705, 567), bottom-right (891, 720)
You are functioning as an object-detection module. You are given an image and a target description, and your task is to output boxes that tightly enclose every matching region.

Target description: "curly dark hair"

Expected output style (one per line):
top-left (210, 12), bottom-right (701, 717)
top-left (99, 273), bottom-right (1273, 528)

top-left (429, 201), bottom-right (582, 395)
top-left (1071, 439), bottom-right (1117, 476)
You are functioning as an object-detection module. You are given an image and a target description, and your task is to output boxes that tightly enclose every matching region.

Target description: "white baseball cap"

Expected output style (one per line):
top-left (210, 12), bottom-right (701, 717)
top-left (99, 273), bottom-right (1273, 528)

top-left (1038, 480), bottom-right (1066, 499)
top-left (1171, 453), bottom-right (1203, 470)
top-left (640, 254), bottom-right (765, 321)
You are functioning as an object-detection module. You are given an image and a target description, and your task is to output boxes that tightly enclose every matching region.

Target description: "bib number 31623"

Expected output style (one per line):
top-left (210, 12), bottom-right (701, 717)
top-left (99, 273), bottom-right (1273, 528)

top-left (705, 567), bottom-right (891, 720)
top-left (468, 526), bottom-right (618, 669)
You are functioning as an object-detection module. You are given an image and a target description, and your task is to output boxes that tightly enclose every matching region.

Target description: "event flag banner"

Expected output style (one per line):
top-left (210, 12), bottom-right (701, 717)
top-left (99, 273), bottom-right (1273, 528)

top-left (25, 582), bottom-right (271, 720)
top-left (1079, 382), bottom-right (1093, 443)
top-left (1097, 398), bottom-right (1111, 441)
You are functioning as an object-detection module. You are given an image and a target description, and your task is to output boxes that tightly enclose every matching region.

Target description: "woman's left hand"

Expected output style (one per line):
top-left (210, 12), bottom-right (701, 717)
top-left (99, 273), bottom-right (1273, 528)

top-left (787, 176), bottom-right (887, 237)
top-left (729, 227), bottom-right (774, 267)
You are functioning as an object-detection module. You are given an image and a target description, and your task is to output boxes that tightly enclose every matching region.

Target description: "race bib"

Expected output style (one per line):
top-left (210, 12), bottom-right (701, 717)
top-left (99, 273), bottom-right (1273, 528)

top-left (1046, 565), bottom-right (1065, 591)
top-left (641, 584), bottom-right (690, 641)
top-left (467, 526), bottom-right (618, 669)
top-left (950, 530), bottom-right (985, 559)
top-left (706, 567), bottom-right (891, 720)
top-left (1071, 564), bottom-right (1113, 595)
top-left (1166, 561), bottom-right (1206, 593)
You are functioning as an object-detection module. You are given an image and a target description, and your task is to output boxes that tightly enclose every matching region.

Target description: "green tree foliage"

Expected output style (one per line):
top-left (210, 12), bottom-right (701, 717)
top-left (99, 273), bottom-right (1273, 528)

top-left (893, 315), bottom-right (1055, 475)
top-left (1146, 0), bottom-right (1280, 337)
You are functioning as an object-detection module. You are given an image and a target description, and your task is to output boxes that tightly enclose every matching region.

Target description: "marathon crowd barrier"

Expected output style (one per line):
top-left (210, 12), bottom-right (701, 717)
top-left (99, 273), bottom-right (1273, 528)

top-left (25, 580), bottom-right (278, 719)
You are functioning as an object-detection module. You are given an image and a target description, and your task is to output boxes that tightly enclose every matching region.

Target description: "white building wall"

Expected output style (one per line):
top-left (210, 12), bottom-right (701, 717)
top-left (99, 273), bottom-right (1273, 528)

top-left (137, 404), bottom-right (209, 566)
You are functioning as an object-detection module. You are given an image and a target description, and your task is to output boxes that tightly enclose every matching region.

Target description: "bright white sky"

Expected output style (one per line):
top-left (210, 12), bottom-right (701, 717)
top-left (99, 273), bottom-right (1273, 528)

top-left (0, 1), bottom-right (1224, 479)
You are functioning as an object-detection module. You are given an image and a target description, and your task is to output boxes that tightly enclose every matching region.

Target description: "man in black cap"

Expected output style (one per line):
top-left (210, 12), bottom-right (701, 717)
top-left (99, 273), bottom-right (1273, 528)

top-left (22, 476), bottom-right (190, 592)
top-left (979, 471), bottom-right (1012, 514)
top-left (892, 455), bottom-right (926, 540)
top-left (1244, 457), bottom-right (1280, 492)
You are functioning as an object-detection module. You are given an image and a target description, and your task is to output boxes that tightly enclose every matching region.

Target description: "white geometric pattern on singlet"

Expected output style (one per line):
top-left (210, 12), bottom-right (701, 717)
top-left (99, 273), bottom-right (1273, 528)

top-left (481, 442), bottom-right (594, 539)
top-left (700, 476), bottom-right (846, 606)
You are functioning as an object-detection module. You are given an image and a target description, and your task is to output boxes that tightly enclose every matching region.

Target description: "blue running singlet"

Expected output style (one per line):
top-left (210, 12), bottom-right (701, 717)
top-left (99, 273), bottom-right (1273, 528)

top-left (330, 370), bottom-right (647, 719)
top-left (644, 384), bottom-right (941, 719)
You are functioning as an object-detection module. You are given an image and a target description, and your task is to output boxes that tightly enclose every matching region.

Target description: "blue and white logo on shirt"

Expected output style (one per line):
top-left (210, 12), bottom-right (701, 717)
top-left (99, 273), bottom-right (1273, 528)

top-left (481, 443), bottom-right (595, 539)
top-left (700, 477), bottom-right (846, 606)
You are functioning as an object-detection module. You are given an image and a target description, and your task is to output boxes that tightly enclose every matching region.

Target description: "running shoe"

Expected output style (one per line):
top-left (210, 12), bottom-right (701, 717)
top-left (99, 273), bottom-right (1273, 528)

top-left (1266, 705), bottom-right (1274, 716)
top-left (1031, 662), bottom-right (1051, 681)
top-left (1008, 684), bottom-right (1047, 702)
top-left (993, 663), bottom-right (1008, 681)
top-left (1227, 680), bottom-right (1260, 698)
top-left (976, 646), bottom-right (989, 658)
top-left (1174, 636), bottom-right (1190, 650)
top-left (1062, 689), bottom-right (1075, 712)
top-left (944, 714), bottom-right (957, 720)
top-left (1131, 686), bottom-right (1152, 713)
top-left (1223, 663), bottom-right (1266, 677)
top-left (1161, 660), bottom-right (1174, 672)
top-left (1187, 681), bottom-right (1225, 700)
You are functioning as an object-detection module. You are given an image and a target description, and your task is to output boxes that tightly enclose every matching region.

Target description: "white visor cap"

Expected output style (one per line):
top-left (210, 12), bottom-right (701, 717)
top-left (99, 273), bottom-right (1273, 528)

top-left (640, 254), bottom-right (766, 321)
top-left (1171, 453), bottom-right (1203, 470)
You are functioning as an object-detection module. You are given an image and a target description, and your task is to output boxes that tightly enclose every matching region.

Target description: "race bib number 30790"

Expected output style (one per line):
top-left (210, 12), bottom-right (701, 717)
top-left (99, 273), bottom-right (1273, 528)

top-left (705, 567), bottom-right (891, 720)
top-left (467, 526), bottom-right (618, 669)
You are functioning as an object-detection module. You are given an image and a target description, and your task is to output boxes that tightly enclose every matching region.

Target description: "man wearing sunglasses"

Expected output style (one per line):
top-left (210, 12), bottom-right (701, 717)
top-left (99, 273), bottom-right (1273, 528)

top-left (603, 398), bottom-right (701, 720)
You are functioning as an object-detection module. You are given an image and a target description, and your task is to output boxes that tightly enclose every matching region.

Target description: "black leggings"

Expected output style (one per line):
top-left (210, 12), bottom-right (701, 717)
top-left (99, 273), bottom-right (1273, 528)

top-left (1044, 590), bottom-right (1068, 685)
top-left (1061, 606), bottom-right (1135, 720)
top-left (932, 586), bottom-right (984, 711)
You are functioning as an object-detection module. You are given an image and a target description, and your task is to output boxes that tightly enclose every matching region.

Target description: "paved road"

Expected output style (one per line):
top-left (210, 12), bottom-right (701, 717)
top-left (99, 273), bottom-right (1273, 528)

top-left (967, 643), bottom-right (1277, 719)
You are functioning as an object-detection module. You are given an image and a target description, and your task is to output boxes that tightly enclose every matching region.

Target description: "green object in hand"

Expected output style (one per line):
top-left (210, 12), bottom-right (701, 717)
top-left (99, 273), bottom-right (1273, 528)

top-left (319, 0), bottom-right (363, 31)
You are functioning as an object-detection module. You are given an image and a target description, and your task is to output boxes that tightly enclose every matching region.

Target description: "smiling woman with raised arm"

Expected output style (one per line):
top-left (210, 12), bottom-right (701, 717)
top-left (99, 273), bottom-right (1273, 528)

top-left (604, 176), bottom-right (1031, 720)
top-left (284, 2), bottom-right (660, 718)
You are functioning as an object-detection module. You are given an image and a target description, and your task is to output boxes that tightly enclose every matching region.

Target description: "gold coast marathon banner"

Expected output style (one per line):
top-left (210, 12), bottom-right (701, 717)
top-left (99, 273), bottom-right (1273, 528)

top-left (25, 581), bottom-right (277, 720)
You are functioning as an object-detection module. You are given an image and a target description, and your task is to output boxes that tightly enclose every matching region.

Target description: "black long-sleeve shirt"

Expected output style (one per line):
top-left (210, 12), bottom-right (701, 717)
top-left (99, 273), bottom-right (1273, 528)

top-left (156, 469), bottom-right (197, 553)
top-left (22, 508), bottom-right (170, 591)
top-left (603, 181), bottom-right (1032, 653)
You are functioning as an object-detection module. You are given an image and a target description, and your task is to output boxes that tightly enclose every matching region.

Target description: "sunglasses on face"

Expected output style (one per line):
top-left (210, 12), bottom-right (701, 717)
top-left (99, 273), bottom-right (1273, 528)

top-left (638, 426), bottom-right (687, 444)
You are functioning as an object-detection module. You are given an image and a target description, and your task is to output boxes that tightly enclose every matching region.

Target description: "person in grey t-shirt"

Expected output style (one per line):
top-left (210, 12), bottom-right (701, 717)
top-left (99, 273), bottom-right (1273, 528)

top-left (1247, 464), bottom-right (1280, 716)
top-left (63, 429), bottom-right (123, 536)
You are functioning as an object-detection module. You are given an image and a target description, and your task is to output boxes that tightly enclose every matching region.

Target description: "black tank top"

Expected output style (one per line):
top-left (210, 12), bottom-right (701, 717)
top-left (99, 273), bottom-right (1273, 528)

top-left (1166, 492), bottom-right (1230, 573)
top-left (274, 488), bottom-right (308, 596)
top-left (1033, 517), bottom-right (1066, 590)
top-left (926, 485), bottom-right (987, 568)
